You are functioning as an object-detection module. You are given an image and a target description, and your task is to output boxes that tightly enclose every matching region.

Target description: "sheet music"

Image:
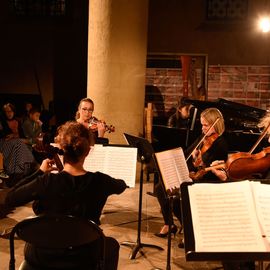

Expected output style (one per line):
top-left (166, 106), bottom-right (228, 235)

top-left (188, 181), bottom-right (268, 252)
top-left (83, 144), bottom-right (137, 188)
top-left (155, 147), bottom-right (192, 191)
top-left (251, 182), bottom-right (270, 244)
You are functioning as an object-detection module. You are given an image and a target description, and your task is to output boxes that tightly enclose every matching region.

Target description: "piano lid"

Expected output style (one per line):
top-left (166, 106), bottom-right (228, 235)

top-left (183, 98), bottom-right (266, 132)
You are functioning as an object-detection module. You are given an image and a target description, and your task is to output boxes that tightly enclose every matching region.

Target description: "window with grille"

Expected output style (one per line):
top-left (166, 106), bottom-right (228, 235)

top-left (10, 0), bottom-right (65, 17)
top-left (206, 0), bottom-right (248, 21)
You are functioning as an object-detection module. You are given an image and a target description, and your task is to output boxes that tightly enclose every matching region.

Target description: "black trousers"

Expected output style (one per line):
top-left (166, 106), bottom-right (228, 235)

top-left (154, 180), bottom-right (182, 226)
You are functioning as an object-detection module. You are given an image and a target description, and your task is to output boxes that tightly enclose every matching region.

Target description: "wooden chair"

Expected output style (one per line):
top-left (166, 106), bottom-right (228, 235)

top-left (9, 214), bottom-right (106, 270)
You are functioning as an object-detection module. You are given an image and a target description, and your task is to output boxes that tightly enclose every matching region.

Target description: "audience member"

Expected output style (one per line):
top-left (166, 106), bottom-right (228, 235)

top-left (21, 101), bottom-right (33, 123)
top-left (2, 103), bottom-right (25, 140)
top-left (22, 107), bottom-right (43, 146)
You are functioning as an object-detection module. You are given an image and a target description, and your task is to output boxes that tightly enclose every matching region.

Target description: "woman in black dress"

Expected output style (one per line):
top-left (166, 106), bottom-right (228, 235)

top-left (154, 107), bottom-right (228, 238)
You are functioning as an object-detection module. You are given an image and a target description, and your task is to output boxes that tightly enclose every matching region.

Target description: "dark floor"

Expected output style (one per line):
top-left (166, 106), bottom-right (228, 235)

top-left (0, 178), bottom-right (268, 270)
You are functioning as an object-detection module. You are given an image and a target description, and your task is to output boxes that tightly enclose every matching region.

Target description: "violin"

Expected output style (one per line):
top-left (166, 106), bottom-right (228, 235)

top-left (186, 117), bottom-right (220, 162)
top-left (193, 133), bottom-right (219, 167)
top-left (33, 133), bottom-right (64, 171)
top-left (88, 117), bottom-right (115, 133)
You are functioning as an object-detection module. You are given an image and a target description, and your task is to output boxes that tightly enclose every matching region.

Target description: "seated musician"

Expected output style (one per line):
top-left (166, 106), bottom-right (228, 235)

top-left (4, 121), bottom-right (128, 270)
top-left (75, 97), bottom-right (106, 139)
top-left (204, 112), bottom-right (270, 270)
top-left (187, 107), bottom-right (228, 181)
top-left (167, 97), bottom-right (194, 129)
top-left (211, 111), bottom-right (270, 181)
top-left (154, 107), bottom-right (229, 246)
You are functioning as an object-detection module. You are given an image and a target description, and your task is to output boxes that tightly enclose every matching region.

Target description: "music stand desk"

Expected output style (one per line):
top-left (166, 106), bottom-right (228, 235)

top-left (180, 182), bottom-right (270, 267)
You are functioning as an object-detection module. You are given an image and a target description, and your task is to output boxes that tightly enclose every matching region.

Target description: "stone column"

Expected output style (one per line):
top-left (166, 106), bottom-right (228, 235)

top-left (88, 0), bottom-right (149, 144)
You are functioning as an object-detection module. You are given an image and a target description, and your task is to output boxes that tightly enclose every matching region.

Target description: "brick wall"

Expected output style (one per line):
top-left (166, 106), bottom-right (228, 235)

top-left (145, 65), bottom-right (270, 123)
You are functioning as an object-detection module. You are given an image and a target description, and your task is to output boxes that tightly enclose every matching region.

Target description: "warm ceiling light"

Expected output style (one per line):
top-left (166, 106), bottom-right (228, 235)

top-left (259, 17), bottom-right (270, 32)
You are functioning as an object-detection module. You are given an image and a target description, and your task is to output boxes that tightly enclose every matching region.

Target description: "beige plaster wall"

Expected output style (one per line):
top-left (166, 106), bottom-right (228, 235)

top-left (88, 0), bottom-right (149, 144)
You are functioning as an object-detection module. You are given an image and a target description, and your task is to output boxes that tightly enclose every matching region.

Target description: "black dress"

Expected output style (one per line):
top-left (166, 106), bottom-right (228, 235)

top-left (155, 134), bottom-right (229, 227)
top-left (5, 169), bottom-right (127, 270)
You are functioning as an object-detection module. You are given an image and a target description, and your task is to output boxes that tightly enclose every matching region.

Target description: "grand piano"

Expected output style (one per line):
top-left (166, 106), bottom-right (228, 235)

top-left (152, 98), bottom-right (268, 154)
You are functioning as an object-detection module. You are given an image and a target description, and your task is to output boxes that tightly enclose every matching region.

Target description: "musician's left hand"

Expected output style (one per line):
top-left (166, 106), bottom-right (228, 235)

top-left (210, 160), bottom-right (227, 181)
top-left (97, 121), bottom-right (106, 137)
top-left (40, 158), bottom-right (59, 173)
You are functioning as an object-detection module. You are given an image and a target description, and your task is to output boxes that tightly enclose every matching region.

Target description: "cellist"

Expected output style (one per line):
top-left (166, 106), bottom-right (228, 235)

top-left (211, 111), bottom-right (270, 181)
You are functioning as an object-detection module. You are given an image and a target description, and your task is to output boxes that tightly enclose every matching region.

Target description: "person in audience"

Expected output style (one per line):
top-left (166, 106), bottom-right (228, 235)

top-left (154, 108), bottom-right (228, 247)
top-left (5, 121), bottom-right (128, 270)
top-left (2, 103), bottom-right (25, 140)
top-left (75, 98), bottom-right (106, 139)
top-left (21, 101), bottom-right (33, 123)
top-left (22, 107), bottom-right (43, 146)
top-left (0, 111), bottom-right (37, 185)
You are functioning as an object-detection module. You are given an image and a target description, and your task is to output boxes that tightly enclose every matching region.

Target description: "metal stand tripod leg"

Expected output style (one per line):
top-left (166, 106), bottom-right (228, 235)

top-left (121, 161), bottom-right (163, 259)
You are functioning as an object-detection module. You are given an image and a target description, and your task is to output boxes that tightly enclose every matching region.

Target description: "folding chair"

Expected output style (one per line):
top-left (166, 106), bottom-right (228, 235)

top-left (9, 214), bottom-right (106, 270)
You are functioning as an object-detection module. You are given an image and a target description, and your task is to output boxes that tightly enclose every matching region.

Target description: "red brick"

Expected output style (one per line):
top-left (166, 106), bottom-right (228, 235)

top-left (247, 75), bottom-right (260, 82)
top-left (247, 92), bottom-right (260, 98)
top-left (208, 66), bottom-right (221, 73)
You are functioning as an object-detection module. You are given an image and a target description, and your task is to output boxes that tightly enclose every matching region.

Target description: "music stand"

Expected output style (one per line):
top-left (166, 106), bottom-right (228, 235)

top-left (152, 152), bottom-right (183, 270)
top-left (121, 133), bottom-right (163, 260)
top-left (180, 181), bottom-right (270, 270)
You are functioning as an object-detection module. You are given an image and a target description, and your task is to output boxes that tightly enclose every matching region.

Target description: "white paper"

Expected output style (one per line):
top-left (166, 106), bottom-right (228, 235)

top-left (155, 147), bottom-right (192, 191)
top-left (84, 144), bottom-right (137, 188)
top-left (251, 182), bottom-right (270, 245)
top-left (188, 181), bottom-right (269, 252)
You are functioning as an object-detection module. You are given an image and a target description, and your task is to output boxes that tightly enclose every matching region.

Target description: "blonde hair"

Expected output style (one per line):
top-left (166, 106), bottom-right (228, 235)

top-left (75, 98), bottom-right (94, 120)
top-left (258, 112), bottom-right (270, 129)
top-left (200, 107), bottom-right (225, 135)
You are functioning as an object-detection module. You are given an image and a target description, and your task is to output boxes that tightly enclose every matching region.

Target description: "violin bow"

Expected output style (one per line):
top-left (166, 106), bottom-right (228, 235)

top-left (186, 117), bottom-right (220, 162)
top-left (249, 121), bottom-right (270, 154)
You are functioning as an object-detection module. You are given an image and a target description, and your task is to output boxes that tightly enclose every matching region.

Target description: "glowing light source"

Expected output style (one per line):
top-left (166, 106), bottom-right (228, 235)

top-left (259, 17), bottom-right (270, 33)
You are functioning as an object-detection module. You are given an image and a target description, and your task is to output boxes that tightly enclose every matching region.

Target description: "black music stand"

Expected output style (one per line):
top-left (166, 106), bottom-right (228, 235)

top-left (152, 153), bottom-right (182, 270)
top-left (121, 133), bottom-right (163, 260)
top-left (180, 181), bottom-right (270, 270)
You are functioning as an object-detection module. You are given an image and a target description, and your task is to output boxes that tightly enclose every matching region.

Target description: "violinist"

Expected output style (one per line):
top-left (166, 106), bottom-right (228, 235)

top-left (154, 107), bottom-right (228, 243)
top-left (75, 98), bottom-right (106, 139)
top-left (188, 107), bottom-right (228, 182)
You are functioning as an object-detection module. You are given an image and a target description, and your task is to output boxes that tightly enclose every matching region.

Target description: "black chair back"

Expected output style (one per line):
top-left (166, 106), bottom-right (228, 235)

top-left (9, 214), bottom-right (106, 270)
